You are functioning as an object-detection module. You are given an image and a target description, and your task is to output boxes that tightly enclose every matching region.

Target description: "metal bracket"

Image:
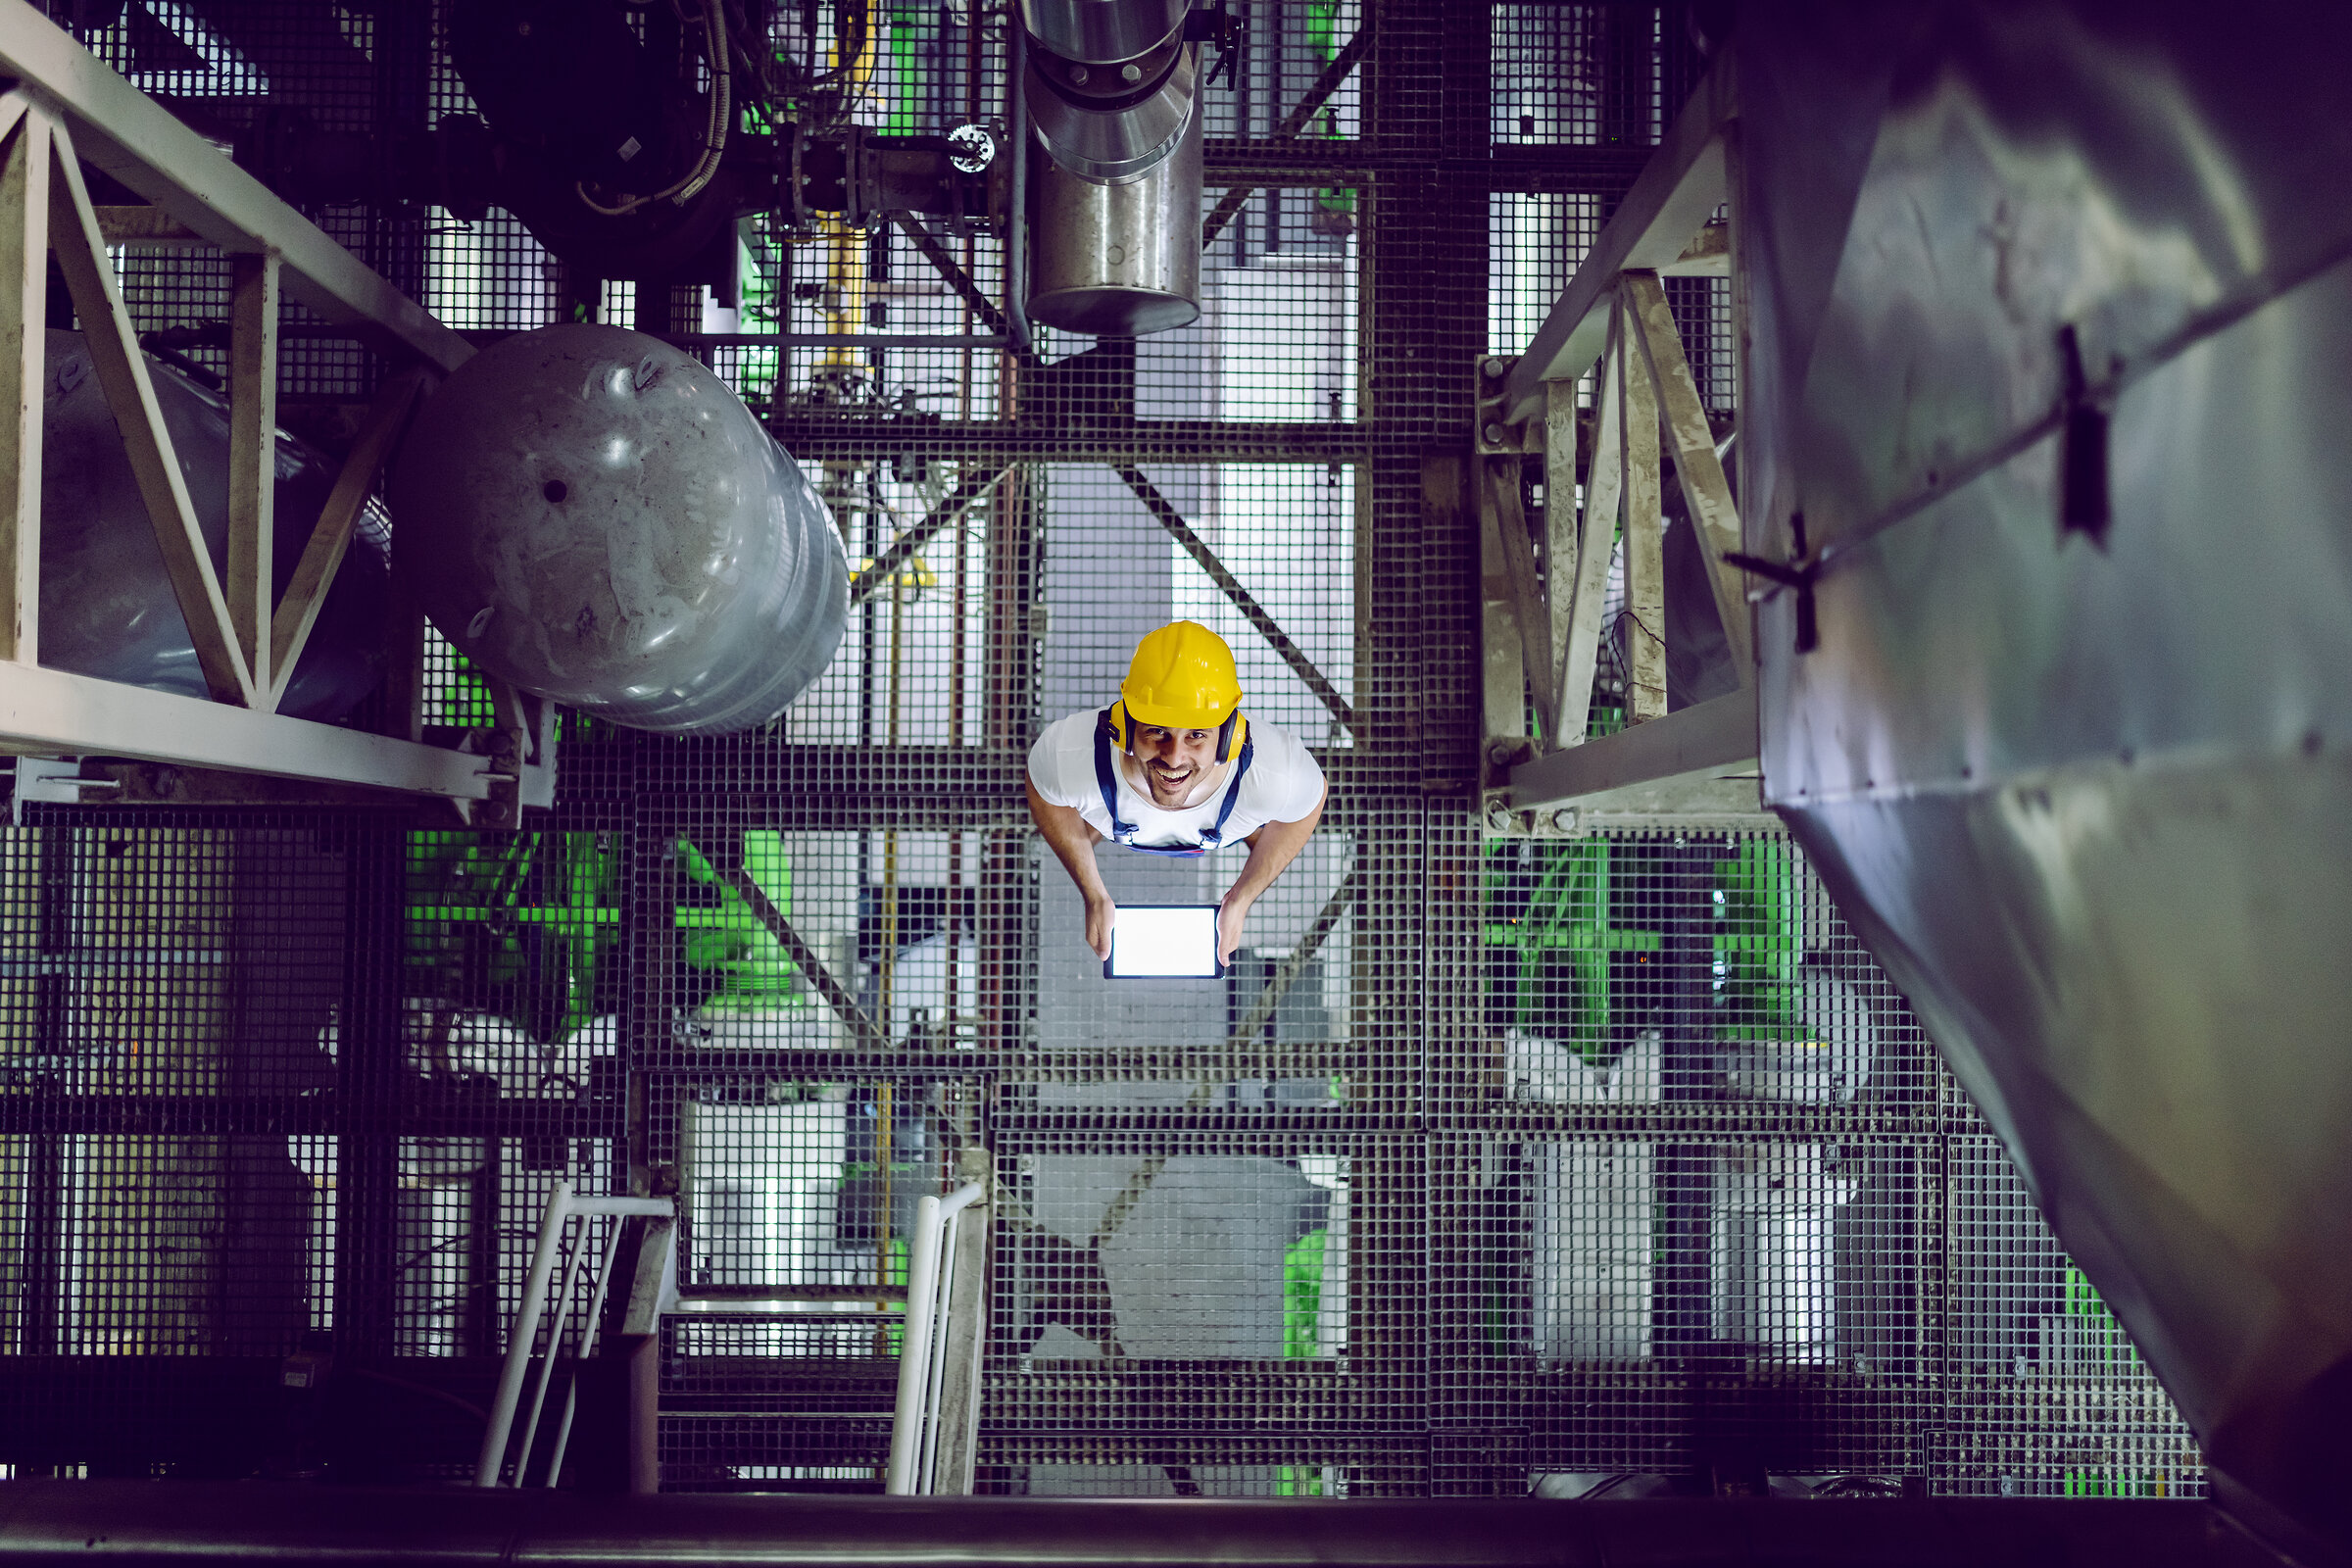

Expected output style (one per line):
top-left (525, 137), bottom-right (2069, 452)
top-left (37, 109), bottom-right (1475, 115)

top-left (11, 756), bottom-right (119, 819)
top-left (1187, 4), bottom-right (1246, 88)
top-left (1475, 355), bottom-right (1544, 455)
top-left (1483, 793), bottom-right (1583, 839)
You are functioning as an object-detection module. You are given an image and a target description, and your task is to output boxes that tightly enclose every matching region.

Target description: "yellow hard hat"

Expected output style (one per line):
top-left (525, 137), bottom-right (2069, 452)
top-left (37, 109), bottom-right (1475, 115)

top-left (1119, 621), bottom-right (1242, 731)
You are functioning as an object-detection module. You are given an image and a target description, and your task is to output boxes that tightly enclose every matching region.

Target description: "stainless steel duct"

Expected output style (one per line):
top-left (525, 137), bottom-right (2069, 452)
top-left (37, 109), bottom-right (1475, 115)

top-left (1736, 0), bottom-right (2352, 1552)
top-left (1028, 104), bottom-right (1202, 336)
top-left (1021, 0), bottom-right (1191, 64)
top-left (389, 324), bottom-right (849, 735)
top-left (1023, 28), bottom-right (1200, 183)
top-left (1018, 0), bottom-right (1203, 336)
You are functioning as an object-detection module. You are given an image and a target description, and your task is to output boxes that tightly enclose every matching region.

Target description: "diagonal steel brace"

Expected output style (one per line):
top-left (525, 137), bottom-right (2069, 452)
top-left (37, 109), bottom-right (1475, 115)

top-left (1114, 464), bottom-right (1356, 735)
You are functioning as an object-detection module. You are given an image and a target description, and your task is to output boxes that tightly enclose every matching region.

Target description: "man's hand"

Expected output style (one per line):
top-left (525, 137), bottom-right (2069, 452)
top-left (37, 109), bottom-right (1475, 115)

top-left (1216, 890), bottom-right (1252, 965)
top-left (1214, 787), bottom-right (1325, 966)
top-left (1086, 894), bottom-right (1117, 961)
top-left (1028, 774), bottom-right (1118, 958)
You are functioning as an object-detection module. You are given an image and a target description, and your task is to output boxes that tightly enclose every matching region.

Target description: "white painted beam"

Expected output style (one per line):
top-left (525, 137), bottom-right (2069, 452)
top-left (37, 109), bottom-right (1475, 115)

top-left (1504, 685), bottom-right (1756, 810)
top-left (0, 661), bottom-right (496, 799)
top-left (0, 0), bottom-right (471, 372)
top-left (227, 248), bottom-right (278, 695)
top-left (1498, 54), bottom-right (1737, 427)
top-left (48, 115), bottom-right (257, 707)
top-left (0, 97), bottom-right (47, 670)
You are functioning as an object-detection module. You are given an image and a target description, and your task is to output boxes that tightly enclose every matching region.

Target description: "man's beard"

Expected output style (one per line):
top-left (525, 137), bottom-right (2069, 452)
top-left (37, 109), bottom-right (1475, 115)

top-left (1145, 760), bottom-right (1199, 804)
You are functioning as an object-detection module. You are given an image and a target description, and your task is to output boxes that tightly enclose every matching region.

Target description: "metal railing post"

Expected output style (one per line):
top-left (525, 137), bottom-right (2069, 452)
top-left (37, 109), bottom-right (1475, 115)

top-left (886, 1182), bottom-right (985, 1494)
top-left (476, 1181), bottom-right (574, 1487)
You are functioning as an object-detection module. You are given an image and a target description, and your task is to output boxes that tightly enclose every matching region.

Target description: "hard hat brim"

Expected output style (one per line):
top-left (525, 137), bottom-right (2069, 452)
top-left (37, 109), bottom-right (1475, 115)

top-left (1120, 696), bottom-right (1234, 733)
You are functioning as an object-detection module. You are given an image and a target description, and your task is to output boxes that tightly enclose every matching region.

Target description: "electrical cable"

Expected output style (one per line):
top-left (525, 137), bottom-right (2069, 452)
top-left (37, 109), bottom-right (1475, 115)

top-left (575, 0), bottom-right (733, 217)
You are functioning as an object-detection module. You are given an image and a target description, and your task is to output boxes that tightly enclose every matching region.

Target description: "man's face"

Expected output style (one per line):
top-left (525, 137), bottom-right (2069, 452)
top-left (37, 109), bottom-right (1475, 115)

top-left (1131, 724), bottom-right (1220, 806)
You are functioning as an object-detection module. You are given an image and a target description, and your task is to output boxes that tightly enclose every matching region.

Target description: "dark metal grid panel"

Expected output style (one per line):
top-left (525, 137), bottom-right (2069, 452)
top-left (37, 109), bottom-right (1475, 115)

top-left (1936, 1132), bottom-right (2205, 1499)
top-left (1665, 270), bottom-right (1734, 416)
top-left (0, 820), bottom-right (343, 1447)
top-left (977, 1128), bottom-right (1420, 1494)
top-left (72, 1), bottom-right (421, 397)
top-left (0, 816), bottom-right (625, 1395)
top-left (655, 1077), bottom-right (967, 1296)
top-left (984, 1436), bottom-right (1396, 1497)
top-left (660, 1412), bottom-right (897, 1493)
top-left (0, 0), bottom-right (2207, 1508)
top-left (1489, 4), bottom-right (1704, 156)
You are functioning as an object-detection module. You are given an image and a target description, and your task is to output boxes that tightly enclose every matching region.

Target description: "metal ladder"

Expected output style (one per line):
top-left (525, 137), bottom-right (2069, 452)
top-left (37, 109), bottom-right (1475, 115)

top-left (474, 1182), bottom-right (677, 1489)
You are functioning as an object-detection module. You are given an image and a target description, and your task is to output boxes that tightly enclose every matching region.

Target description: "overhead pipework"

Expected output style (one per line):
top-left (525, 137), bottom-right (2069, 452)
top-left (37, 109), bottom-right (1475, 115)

top-left (1020, 0), bottom-right (1222, 337)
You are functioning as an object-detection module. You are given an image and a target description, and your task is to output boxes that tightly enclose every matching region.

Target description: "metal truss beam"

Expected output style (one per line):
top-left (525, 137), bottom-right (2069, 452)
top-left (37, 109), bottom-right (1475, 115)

top-left (849, 466), bottom-right (1007, 611)
top-left (1204, 140), bottom-right (1650, 189)
top-left (1502, 684), bottom-right (1756, 813)
top-left (0, 7), bottom-right (524, 811)
top-left (711, 857), bottom-right (890, 1051)
top-left (1200, 26), bottom-right (1373, 250)
top-left (1499, 54), bottom-right (1736, 426)
top-left (1224, 861), bottom-right (1361, 1051)
top-left (0, 661), bottom-right (496, 800)
top-left (0, 0), bottom-right (469, 371)
top-left (891, 218), bottom-right (1037, 372)
top-left (601, 746), bottom-right (1390, 833)
top-left (0, 1093), bottom-right (618, 1140)
top-left (768, 417), bottom-right (1368, 466)
top-left (1114, 464), bottom-right (1356, 735)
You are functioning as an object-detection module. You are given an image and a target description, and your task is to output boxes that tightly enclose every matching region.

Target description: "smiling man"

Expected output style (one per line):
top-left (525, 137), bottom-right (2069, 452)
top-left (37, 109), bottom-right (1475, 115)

top-left (1026, 621), bottom-right (1328, 962)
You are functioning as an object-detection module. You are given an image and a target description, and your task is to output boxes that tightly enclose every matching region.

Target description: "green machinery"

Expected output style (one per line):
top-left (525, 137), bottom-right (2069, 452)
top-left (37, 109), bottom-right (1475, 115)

top-left (1482, 835), bottom-right (1811, 1064)
top-left (403, 830), bottom-right (809, 1044)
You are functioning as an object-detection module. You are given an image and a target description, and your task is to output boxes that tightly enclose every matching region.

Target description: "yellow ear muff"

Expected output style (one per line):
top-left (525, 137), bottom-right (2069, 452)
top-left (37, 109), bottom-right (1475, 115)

top-left (1216, 710), bottom-right (1247, 762)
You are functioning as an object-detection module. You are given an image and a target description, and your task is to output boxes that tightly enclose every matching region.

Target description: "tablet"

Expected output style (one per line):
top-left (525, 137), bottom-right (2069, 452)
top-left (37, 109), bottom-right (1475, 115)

top-left (1103, 905), bottom-right (1225, 980)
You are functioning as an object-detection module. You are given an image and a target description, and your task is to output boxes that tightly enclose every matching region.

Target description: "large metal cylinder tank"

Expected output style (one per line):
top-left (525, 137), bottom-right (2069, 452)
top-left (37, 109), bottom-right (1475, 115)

top-left (389, 324), bottom-right (848, 735)
top-left (1738, 1), bottom-right (2352, 1549)
top-left (1028, 102), bottom-right (1202, 336)
top-left (39, 330), bottom-right (389, 720)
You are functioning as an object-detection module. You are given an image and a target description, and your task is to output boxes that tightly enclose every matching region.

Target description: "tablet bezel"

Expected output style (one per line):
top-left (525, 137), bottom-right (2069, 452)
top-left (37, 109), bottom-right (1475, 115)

top-left (1101, 904), bottom-right (1227, 980)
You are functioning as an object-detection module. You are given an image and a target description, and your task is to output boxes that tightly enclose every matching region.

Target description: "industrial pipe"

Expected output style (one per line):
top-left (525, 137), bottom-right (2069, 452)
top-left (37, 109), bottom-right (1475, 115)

top-left (1028, 105), bottom-right (1203, 336)
top-left (1017, 0), bottom-right (1207, 335)
top-left (390, 325), bottom-right (849, 735)
top-left (0, 1483), bottom-right (2242, 1567)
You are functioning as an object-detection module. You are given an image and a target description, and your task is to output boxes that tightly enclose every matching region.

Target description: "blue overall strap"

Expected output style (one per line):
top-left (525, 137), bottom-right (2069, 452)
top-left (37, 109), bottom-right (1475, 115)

top-left (1093, 710), bottom-right (1255, 856)
top-left (1193, 735), bottom-right (1255, 851)
top-left (1094, 708), bottom-right (1145, 846)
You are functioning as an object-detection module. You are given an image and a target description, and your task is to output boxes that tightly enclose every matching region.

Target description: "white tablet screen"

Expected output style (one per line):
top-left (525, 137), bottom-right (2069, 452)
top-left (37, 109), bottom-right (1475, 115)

top-left (1104, 906), bottom-right (1222, 979)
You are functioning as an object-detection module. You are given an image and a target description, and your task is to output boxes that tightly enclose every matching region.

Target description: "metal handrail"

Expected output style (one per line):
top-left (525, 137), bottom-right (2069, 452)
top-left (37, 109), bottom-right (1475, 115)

top-left (474, 1183), bottom-right (675, 1489)
top-left (885, 1182), bottom-right (987, 1495)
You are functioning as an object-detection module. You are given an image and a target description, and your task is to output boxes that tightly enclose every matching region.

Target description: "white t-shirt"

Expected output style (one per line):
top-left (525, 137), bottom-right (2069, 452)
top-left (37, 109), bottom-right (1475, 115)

top-left (1027, 710), bottom-right (1325, 849)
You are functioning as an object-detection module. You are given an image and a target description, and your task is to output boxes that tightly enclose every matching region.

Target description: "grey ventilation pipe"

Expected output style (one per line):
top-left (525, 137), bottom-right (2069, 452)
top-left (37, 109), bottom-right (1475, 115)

top-left (389, 324), bottom-right (849, 735)
top-left (1021, 0), bottom-right (1203, 336)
